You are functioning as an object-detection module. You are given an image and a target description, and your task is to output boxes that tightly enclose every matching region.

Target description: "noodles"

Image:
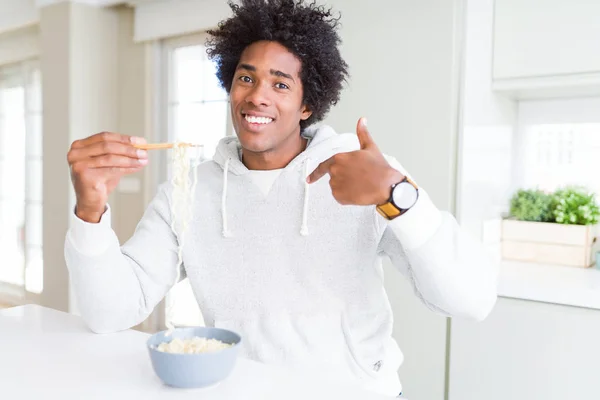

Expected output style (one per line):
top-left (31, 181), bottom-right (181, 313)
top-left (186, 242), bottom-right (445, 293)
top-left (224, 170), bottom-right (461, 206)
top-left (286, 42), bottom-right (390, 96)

top-left (156, 337), bottom-right (232, 354)
top-left (165, 143), bottom-right (201, 334)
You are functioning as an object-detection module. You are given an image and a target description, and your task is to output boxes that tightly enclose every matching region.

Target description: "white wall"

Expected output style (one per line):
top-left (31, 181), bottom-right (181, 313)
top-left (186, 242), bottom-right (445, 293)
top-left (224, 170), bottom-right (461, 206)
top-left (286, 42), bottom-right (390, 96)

top-left (0, 0), bottom-right (38, 34)
top-left (325, 0), bottom-right (462, 213)
top-left (456, 0), bottom-right (517, 241)
top-left (451, 0), bottom-right (518, 391)
top-left (323, 1), bottom-right (465, 398)
top-left (0, 26), bottom-right (39, 67)
top-left (133, 0), bottom-right (230, 42)
top-left (113, 6), bottom-right (150, 242)
top-left (40, 1), bottom-right (120, 311)
top-left (39, 1), bottom-right (73, 312)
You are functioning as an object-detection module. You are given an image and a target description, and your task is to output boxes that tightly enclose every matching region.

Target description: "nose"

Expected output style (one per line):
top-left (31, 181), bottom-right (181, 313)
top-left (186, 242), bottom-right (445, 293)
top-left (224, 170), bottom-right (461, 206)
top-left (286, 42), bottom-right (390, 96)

top-left (244, 82), bottom-right (272, 108)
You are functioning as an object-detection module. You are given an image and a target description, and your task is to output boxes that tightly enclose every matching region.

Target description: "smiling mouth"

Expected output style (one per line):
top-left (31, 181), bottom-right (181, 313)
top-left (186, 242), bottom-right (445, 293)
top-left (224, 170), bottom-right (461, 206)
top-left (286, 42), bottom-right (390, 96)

top-left (243, 114), bottom-right (274, 125)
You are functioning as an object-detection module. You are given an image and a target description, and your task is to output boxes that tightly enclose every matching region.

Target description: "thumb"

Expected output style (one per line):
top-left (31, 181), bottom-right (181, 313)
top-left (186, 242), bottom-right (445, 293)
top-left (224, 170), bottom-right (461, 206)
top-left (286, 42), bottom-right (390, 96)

top-left (356, 117), bottom-right (375, 150)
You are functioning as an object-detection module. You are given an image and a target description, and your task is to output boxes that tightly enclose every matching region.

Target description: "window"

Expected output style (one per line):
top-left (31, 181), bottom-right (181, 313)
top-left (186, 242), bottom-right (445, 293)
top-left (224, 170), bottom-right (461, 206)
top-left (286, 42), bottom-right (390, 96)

top-left (166, 34), bottom-right (230, 160)
top-left (0, 60), bottom-right (43, 298)
top-left (514, 98), bottom-right (600, 198)
top-left (160, 34), bottom-right (230, 327)
top-left (517, 123), bottom-right (600, 195)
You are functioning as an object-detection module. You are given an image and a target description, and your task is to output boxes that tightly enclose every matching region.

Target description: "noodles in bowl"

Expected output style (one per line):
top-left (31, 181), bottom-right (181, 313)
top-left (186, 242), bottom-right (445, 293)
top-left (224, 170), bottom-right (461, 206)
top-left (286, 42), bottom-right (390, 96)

top-left (156, 337), bottom-right (233, 354)
top-left (147, 326), bottom-right (242, 388)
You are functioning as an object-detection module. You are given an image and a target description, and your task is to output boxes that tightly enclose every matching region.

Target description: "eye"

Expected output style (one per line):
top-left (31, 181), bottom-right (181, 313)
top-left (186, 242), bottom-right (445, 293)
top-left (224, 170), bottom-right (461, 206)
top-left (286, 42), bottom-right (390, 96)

top-left (238, 75), bottom-right (253, 83)
top-left (275, 82), bottom-right (289, 90)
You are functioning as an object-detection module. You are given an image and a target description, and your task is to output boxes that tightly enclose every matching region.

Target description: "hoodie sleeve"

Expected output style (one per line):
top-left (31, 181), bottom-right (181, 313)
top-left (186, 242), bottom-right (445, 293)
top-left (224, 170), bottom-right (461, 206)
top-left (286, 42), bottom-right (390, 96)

top-left (377, 156), bottom-right (498, 321)
top-left (65, 185), bottom-right (180, 333)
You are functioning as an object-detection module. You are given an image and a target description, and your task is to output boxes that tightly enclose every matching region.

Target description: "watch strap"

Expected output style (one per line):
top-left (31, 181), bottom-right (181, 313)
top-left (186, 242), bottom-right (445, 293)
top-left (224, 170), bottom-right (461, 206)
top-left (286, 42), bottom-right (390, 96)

top-left (376, 201), bottom-right (402, 219)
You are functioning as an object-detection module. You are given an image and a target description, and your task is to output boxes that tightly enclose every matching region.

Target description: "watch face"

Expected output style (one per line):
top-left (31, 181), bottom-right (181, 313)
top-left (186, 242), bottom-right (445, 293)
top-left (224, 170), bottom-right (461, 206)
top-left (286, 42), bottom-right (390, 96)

top-left (392, 181), bottom-right (419, 210)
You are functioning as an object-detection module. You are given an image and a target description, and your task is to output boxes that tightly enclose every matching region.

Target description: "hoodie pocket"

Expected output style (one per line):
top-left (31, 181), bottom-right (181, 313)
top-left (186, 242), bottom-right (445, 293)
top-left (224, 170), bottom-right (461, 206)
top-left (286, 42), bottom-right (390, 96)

top-left (341, 314), bottom-right (403, 380)
top-left (213, 312), bottom-right (398, 383)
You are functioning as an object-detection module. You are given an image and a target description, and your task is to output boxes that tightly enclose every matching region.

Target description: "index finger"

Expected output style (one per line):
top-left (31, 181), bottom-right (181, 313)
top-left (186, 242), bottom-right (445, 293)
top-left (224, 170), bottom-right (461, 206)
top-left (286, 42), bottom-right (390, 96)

top-left (307, 157), bottom-right (335, 183)
top-left (71, 132), bottom-right (145, 149)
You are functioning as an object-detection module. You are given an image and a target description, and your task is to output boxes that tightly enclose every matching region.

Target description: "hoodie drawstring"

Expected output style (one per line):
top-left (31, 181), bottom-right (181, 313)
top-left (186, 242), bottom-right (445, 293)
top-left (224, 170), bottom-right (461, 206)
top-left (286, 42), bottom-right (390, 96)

top-left (222, 158), bottom-right (232, 238)
top-left (300, 159), bottom-right (310, 236)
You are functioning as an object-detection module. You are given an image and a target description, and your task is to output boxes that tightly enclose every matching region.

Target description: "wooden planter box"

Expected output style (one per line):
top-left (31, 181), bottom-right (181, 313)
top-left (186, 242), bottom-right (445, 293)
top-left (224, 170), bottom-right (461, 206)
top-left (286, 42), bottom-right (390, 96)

top-left (501, 219), bottom-right (598, 268)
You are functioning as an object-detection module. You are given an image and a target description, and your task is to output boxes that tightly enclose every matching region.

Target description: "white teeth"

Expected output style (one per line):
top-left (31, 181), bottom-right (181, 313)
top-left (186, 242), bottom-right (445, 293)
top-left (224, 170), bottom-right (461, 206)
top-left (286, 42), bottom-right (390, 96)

top-left (245, 115), bottom-right (273, 124)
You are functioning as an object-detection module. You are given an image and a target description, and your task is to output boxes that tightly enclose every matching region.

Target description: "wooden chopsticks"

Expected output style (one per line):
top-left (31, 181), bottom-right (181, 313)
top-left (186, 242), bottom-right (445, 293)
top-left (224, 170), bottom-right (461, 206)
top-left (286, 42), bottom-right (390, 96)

top-left (132, 142), bottom-right (202, 150)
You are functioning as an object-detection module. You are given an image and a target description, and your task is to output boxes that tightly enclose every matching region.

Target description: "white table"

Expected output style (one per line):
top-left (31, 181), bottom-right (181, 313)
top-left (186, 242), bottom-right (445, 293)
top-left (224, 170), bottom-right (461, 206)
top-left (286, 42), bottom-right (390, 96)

top-left (0, 305), bottom-right (393, 400)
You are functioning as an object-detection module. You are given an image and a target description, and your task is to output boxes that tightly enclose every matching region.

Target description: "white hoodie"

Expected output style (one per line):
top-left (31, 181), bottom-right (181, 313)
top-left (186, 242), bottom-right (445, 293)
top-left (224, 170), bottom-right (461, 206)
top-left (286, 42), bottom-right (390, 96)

top-left (65, 125), bottom-right (498, 396)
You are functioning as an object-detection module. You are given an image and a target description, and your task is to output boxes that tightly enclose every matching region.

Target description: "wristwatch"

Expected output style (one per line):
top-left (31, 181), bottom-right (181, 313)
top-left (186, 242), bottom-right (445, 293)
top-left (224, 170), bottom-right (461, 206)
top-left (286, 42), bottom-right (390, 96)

top-left (376, 176), bottom-right (419, 220)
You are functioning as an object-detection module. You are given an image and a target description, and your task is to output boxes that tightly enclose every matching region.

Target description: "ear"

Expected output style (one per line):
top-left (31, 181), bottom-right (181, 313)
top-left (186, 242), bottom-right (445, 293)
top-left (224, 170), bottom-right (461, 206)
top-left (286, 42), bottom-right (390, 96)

top-left (300, 104), bottom-right (313, 121)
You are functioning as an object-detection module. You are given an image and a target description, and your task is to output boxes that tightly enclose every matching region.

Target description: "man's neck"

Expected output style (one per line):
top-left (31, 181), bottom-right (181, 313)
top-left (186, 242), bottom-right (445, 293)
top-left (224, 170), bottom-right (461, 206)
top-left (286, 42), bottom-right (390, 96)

top-left (242, 137), bottom-right (308, 171)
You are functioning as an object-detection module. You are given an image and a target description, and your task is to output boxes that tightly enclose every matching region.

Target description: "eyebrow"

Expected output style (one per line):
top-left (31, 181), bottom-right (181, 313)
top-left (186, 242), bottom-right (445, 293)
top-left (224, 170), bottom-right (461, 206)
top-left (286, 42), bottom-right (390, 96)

top-left (236, 63), bottom-right (295, 83)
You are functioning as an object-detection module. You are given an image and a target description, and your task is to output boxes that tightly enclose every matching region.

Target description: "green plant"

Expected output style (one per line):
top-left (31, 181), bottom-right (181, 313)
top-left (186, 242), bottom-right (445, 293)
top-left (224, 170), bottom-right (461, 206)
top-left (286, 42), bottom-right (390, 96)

top-left (509, 189), bottom-right (554, 222)
top-left (551, 186), bottom-right (600, 225)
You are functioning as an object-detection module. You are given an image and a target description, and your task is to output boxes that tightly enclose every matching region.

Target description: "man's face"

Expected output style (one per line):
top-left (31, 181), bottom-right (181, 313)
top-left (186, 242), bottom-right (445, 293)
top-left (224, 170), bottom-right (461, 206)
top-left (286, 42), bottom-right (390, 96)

top-left (229, 40), bottom-right (312, 156)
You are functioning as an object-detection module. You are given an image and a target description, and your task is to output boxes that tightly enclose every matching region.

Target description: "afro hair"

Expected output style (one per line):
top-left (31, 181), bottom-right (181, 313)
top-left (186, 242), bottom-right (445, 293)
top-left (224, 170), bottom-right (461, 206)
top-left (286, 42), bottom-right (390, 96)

top-left (206, 0), bottom-right (349, 130)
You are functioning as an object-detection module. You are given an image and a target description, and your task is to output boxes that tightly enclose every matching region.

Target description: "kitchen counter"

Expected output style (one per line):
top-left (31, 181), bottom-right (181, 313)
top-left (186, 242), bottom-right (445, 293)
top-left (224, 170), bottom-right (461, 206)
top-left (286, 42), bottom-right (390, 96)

top-left (498, 260), bottom-right (600, 310)
top-left (0, 305), bottom-right (393, 400)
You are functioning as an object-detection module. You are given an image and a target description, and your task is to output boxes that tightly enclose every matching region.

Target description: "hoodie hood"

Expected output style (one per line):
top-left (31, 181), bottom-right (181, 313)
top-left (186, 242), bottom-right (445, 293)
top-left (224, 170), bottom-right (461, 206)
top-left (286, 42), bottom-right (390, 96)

top-left (212, 124), bottom-right (360, 238)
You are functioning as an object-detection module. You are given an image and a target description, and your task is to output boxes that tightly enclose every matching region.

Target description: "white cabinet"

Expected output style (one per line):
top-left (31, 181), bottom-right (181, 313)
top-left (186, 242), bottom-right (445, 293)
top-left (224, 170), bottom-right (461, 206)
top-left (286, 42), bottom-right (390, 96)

top-left (492, 0), bottom-right (600, 98)
top-left (448, 297), bottom-right (600, 400)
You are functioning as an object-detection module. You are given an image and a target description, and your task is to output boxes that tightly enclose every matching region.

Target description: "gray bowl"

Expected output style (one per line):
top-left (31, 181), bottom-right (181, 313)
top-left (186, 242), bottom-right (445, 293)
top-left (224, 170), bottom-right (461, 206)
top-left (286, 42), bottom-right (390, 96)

top-left (147, 326), bottom-right (242, 388)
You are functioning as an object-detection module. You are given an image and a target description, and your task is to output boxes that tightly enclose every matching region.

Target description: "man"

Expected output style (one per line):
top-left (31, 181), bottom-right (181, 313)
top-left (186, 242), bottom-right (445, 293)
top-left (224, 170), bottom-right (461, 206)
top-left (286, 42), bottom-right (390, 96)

top-left (65, 0), bottom-right (497, 396)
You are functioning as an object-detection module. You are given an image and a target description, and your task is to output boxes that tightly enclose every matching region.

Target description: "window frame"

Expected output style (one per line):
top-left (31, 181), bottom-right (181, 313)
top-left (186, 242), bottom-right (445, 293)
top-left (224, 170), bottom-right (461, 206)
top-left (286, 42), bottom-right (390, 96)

top-left (0, 58), bottom-right (42, 307)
